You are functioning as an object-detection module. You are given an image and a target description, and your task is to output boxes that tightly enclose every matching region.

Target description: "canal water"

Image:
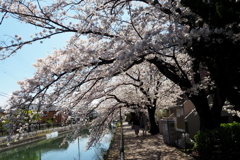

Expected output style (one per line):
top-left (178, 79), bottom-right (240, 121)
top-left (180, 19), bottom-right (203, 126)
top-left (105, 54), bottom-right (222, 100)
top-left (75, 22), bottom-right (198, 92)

top-left (0, 130), bottom-right (114, 160)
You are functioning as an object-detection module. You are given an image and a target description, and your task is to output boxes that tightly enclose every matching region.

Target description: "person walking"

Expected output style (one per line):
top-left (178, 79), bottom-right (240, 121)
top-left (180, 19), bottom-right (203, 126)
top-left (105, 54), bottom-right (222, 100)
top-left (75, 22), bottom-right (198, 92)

top-left (140, 112), bottom-right (148, 136)
top-left (132, 115), bottom-right (140, 137)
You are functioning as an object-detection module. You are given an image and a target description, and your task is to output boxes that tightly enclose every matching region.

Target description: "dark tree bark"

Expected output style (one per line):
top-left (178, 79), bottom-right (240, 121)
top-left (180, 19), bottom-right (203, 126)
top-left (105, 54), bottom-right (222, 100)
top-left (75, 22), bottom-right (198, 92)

top-left (147, 105), bottom-right (159, 134)
top-left (126, 71), bottom-right (160, 135)
top-left (147, 56), bottom-right (227, 130)
top-left (181, 0), bottom-right (240, 128)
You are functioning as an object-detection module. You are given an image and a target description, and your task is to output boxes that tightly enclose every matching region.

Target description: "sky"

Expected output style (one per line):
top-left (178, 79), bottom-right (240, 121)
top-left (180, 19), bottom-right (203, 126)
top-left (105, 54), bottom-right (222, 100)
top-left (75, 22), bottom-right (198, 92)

top-left (0, 17), bottom-right (73, 107)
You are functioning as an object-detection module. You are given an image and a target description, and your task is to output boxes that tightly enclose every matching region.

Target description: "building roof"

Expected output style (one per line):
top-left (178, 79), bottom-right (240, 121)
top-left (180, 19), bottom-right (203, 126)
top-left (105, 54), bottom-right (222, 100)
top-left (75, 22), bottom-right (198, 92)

top-left (27, 104), bottom-right (62, 112)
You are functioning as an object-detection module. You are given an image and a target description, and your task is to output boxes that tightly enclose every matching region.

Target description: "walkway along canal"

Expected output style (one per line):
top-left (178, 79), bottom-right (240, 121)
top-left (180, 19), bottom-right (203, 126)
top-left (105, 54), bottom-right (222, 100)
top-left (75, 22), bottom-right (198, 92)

top-left (106, 121), bottom-right (195, 160)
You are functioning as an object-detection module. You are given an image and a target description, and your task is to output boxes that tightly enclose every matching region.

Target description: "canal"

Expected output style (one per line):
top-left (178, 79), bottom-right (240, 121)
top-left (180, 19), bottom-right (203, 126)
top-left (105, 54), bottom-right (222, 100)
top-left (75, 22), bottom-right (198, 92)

top-left (0, 130), bottom-right (114, 160)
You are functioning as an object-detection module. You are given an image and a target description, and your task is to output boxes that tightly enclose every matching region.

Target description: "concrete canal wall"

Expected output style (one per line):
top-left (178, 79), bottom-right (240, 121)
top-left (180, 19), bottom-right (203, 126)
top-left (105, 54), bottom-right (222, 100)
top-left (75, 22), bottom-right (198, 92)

top-left (0, 124), bottom-right (79, 152)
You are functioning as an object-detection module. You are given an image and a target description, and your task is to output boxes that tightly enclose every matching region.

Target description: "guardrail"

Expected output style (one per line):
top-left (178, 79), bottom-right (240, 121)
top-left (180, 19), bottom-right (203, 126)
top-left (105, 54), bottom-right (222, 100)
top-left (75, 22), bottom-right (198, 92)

top-left (119, 107), bottom-right (124, 160)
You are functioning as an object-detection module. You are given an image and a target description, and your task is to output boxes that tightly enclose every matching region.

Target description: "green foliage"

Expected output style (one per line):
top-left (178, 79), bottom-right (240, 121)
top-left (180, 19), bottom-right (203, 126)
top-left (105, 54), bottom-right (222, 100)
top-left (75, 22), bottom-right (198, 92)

top-left (156, 109), bottom-right (169, 120)
top-left (45, 118), bottom-right (54, 126)
top-left (125, 112), bottom-right (132, 122)
top-left (194, 122), bottom-right (240, 160)
top-left (193, 129), bottom-right (219, 158)
top-left (125, 112), bottom-right (135, 122)
top-left (18, 109), bottom-right (41, 123)
top-left (0, 117), bottom-right (9, 131)
top-left (116, 121), bottom-right (121, 127)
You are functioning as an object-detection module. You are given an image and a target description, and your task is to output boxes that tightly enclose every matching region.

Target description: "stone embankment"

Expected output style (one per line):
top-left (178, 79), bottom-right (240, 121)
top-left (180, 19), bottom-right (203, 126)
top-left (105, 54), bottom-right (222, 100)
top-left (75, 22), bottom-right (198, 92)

top-left (106, 122), bottom-right (195, 160)
top-left (0, 124), bottom-right (77, 152)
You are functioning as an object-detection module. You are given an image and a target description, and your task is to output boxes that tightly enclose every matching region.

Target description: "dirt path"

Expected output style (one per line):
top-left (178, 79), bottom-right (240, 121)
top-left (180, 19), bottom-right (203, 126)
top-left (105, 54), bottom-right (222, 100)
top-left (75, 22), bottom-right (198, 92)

top-left (107, 122), bottom-right (195, 160)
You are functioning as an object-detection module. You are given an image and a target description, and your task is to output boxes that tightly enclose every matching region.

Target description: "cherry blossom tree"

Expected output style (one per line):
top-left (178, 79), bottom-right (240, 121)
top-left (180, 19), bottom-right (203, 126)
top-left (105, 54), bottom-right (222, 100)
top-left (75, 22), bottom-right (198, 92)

top-left (0, 0), bottom-right (239, 145)
top-left (181, 0), bottom-right (240, 126)
top-left (123, 63), bottom-right (183, 134)
top-left (80, 62), bottom-right (183, 136)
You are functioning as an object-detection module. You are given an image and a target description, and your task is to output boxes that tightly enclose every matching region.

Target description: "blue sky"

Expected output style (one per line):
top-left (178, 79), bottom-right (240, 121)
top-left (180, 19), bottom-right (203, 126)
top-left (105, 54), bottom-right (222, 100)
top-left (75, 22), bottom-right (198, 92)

top-left (0, 18), bottom-right (73, 106)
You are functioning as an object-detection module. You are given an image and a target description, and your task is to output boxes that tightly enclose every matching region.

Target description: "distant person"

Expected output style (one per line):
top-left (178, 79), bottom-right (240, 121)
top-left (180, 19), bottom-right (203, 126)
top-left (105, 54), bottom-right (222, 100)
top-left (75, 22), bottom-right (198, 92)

top-left (132, 115), bottom-right (140, 137)
top-left (140, 113), bottom-right (148, 136)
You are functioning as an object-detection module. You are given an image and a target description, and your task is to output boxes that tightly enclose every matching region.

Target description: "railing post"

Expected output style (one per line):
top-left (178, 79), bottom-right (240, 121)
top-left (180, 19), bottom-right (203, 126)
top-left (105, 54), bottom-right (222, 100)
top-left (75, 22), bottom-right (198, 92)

top-left (119, 106), bottom-right (124, 160)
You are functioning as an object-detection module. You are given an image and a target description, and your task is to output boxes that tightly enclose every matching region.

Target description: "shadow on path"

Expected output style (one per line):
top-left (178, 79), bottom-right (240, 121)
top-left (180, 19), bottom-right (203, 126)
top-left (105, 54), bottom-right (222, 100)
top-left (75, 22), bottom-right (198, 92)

top-left (107, 122), bottom-right (195, 160)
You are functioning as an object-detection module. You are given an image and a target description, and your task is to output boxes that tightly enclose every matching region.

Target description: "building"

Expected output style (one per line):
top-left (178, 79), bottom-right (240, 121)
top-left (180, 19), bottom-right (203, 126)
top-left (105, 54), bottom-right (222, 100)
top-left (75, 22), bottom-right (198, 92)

top-left (41, 106), bottom-right (68, 124)
top-left (28, 104), bottom-right (68, 124)
top-left (160, 100), bottom-right (233, 148)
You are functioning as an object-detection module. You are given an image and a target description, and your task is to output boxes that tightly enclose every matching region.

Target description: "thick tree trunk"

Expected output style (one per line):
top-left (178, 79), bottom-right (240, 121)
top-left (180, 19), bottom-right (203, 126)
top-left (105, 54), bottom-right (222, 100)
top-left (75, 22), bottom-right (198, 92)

top-left (147, 106), bottom-right (159, 134)
top-left (147, 53), bottom-right (227, 130)
top-left (189, 89), bottom-right (226, 130)
top-left (211, 87), bottom-right (226, 128)
top-left (189, 90), bottom-right (215, 130)
top-left (226, 88), bottom-right (240, 111)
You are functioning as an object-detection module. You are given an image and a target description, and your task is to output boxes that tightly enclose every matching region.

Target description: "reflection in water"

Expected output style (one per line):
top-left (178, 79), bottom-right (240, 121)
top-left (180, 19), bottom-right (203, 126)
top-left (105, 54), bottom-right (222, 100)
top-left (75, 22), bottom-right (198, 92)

top-left (0, 130), bottom-right (113, 160)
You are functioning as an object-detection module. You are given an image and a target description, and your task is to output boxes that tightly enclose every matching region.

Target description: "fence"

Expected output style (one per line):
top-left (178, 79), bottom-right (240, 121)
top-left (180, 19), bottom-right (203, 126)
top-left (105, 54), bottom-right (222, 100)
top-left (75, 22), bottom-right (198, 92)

top-left (0, 123), bottom-right (69, 137)
top-left (119, 107), bottom-right (124, 160)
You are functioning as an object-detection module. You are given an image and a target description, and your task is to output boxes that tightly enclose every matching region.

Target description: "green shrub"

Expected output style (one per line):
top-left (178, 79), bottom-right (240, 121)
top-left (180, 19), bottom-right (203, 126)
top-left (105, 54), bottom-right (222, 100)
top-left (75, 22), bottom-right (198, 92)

top-left (116, 121), bottom-right (121, 127)
top-left (125, 112), bottom-right (133, 122)
top-left (0, 118), bottom-right (9, 133)
top-left (193, 129), bottom-right (219, 159)
top-left (45, 118), bottom-right (54, 127)
top-left (194, 122), bottom-right (240, 160)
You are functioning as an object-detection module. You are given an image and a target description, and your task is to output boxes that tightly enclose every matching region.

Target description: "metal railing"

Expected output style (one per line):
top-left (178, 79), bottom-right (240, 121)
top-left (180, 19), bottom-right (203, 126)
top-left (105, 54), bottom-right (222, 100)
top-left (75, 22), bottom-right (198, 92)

top-left (119, 107), bottom-right (124, 160)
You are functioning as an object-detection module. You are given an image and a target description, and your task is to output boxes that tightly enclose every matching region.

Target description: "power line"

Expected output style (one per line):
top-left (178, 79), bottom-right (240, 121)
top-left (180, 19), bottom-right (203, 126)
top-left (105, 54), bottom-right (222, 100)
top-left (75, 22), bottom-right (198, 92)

top-left (14, 54), bottom-right (36, 73)
top-left (0, 66), bottom-right (19, 80)
top-left (0, 92), bottom-right (11, 97)
top-left (0, 93), bottom-right (10, 98)
top-left (0, 92), bottom-right (10, 96)
top-left (0, 54), bottom-right (36, 81)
